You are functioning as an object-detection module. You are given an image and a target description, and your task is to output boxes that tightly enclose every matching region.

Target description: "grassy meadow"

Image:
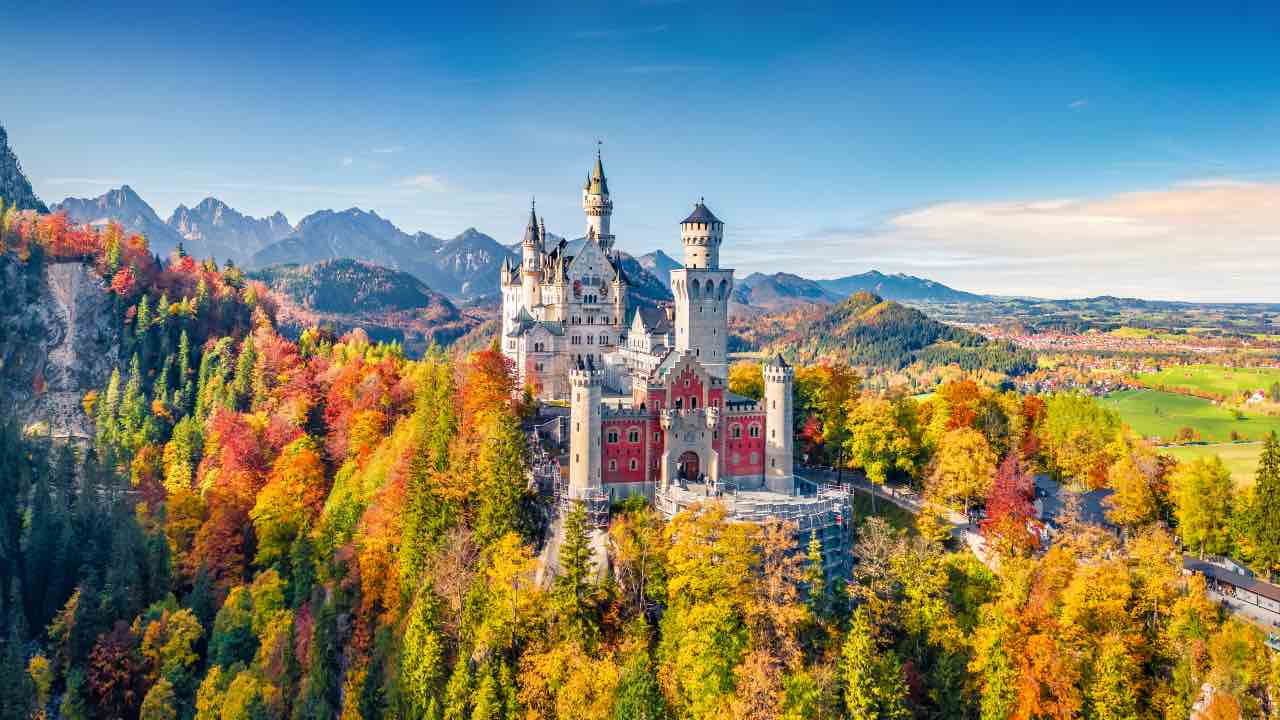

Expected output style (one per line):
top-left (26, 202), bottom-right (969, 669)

top-left (1099, 389), bottom-right (1280, 442)
top-left (1136, 363), bottom-right (1280, 398)
top-left (1160, 442), bottom-right (1262, 488)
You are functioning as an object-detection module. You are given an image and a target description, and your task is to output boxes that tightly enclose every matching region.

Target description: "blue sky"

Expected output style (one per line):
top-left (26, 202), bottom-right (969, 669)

top-left (8, 1), bottom-right (1280, 300)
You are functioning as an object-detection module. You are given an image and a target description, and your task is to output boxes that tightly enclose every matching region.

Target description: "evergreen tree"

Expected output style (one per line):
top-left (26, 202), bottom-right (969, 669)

top-left (231, 335), bottom-right (256, 410)
top-left (613, 653), bottom-right (668, 720)
top-left (1249, 432), bottom-right (1280, 579)
top-left (294, 599), bottom-right (340, 720)
top-left (842, 608), bottom-right (910, 720)
top-left (803, 530), bottom-right (827, 620)
top-left (553, 501), bottom-right (598, 645)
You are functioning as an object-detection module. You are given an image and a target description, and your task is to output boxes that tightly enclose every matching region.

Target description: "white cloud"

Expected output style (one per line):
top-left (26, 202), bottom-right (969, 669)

top-left (722, 179), bottom-right (1280, 302)
top-left (1069, 98), bottom-right (1088, 109)
top-left (341, 156), bottom-right (354, 167)
top-left (398, 174), bottom-right (447, 192)
top-left (371, 146), bottom-right (404, 154)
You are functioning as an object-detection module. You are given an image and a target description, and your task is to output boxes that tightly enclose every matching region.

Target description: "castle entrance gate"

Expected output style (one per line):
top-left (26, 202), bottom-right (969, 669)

top-left (678, 451), bottom-right (700, 480)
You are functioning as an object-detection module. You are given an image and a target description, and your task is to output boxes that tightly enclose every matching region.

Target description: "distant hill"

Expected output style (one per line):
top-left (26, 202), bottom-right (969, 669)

top-left (817, 270), bottom-right (986, 303)
top-left (637, 250), bottom-right (681, 289)
top-left (168, 198), bottom-right (292, 264)
top-left (735, 291), bottom-right (1033, 373)
top-left (0, 124), bottom-right (47, 212)
top-left (429, 228), bottom-right (514, 298)
top-left (250, 258), bottom-right (479, 352)
top-left (733, 272), bottom-right (842, 310)
top-left (54, 185), bottom-right (186, 256)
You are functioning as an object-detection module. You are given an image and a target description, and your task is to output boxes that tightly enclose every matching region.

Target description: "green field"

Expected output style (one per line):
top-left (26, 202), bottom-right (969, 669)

top-left (1099, 389), bottom-right (1280, 443)
top-left (1160, 443), bottom-right (1261, 488)
top-left (1136, 364), bottom-right (1280, 398)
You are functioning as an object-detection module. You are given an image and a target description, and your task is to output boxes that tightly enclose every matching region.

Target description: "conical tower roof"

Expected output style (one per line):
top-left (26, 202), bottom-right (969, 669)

top-left (588, 147), bottom-right (609, 195)
top-left (522, 200), bottom-right (539, 245)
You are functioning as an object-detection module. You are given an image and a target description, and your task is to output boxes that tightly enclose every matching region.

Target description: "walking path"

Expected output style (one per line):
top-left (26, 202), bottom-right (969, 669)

top-left (797, 467), bottom-right (993, 568)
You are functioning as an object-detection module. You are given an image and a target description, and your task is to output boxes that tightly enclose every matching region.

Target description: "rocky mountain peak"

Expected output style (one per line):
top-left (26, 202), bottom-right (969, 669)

top-left (0, 124), bottom-right (48, 212)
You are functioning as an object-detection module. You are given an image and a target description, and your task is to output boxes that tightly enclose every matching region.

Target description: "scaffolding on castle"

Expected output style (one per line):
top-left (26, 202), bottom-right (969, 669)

top-left (527, 429), bottom-right (610, 529)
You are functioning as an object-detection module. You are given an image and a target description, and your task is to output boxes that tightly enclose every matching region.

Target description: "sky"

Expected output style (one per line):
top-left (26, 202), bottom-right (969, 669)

top-left (7, 0), bottom-right (1280, 302)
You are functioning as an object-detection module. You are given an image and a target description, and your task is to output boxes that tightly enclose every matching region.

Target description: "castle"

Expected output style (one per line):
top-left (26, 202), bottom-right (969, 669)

top-left (500, 150), bottom-right (797, 507)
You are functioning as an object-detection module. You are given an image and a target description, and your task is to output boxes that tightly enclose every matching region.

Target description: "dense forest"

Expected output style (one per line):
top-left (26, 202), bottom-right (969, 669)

top-left (0, 204), bottom-right (1276, 720)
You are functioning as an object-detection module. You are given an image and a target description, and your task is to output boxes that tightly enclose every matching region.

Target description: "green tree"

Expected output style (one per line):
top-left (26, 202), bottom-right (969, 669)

top-left (613, 653), bottom-right (668, 720)
top-left (1171, 455), bottom-right (1234, 558)
top-left (553, 501), bottom-right (599, 645)
top-left (842, 608), bottom-right (910, 720)
top-left (1248, 432), bottom-right (1280, 579)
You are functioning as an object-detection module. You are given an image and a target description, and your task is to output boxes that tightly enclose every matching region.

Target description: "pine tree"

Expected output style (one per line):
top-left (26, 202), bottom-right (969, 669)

top-left (803, 530), bottom-right (827, 620)
top-left (1249, 432), bottom-right (1280, 579)
top-left (842, 608), bottom-right (910, 720)
top-left (231, 335), bottom-right (256, 410)
top-left (175, 330), bottom-right (193, 412)
top-left (614, 653), bottom-right (668, 720)
top-left (96, 367), bottom-right (122, 455)
top-left (554, 502), bottom-right (598, 645)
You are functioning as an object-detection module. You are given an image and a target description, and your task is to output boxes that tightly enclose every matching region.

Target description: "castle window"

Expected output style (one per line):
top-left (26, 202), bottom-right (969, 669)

top-left (607, 430), bottom-right (619, 443)
top-left (675, 398), bottom-right (683, 410)
top-left (731, 452), bottom-right (740, 464)
top-left (771, 458), bottom-right (776, 467)
top-left (771, 429), bottom-right (776, 438)
top-left (629, 459), bottom-right (638, 471)
top-left (731, 424), bottom-right (742, 439)
top-left (609, 459), bottom-right (617, 471)
top-left (653, 432), bottom-right (660, 442)
top-left (599, 335), bottom-right (607, 345)
top-left (586, 335), bottom-right (593, 344)
top-left (628, 428), bottom-right (640, 443)
top-left (750, 452), bottom-right (758, 464)
top-left (749, 425), bottom-right (760, 438)
top-left (772, 400), bottom-right (776, 409)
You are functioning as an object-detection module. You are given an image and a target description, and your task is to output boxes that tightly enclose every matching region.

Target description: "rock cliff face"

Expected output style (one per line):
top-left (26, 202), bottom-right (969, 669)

top-left (0, 124), bottom-right (48, 212)
top-left (0, 256), bottom-right (119, 438)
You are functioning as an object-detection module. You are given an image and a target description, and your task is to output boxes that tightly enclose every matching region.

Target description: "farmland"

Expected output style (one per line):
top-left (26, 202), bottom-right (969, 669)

top-left (1161, 442), bottom-right (1262, 488)
top-left (1135, 363), bottom-right (1280, 398)
top-left (1099, 389), bottom-right (1280, 443)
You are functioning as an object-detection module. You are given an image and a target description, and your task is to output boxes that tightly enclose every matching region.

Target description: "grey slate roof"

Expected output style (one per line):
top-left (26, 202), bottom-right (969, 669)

top-left (634, 306), bottom-right (672, 334)
top-left (681, 199), bottom-right (721, 225)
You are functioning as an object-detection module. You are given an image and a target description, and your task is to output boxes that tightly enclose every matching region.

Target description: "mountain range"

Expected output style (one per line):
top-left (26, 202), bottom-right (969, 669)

top-left (0, 125), bottom-right (47, 213)
top-left (48, 184), bottom-right (984, 308)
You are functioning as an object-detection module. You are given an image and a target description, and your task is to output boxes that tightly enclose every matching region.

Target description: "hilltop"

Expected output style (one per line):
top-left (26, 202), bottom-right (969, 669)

top-left (251, 258), bottom-right (480, 352)
top-left (734, 290), bottom-right (1033, 373)
top-left (817, 270), bottom-right (986, 303)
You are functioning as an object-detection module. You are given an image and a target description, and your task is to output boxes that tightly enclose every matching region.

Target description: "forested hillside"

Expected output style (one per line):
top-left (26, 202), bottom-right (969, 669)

top-left (734, 291), bottom-right (1034, 375)
top-left (251, 259), bottom-right (481, 352)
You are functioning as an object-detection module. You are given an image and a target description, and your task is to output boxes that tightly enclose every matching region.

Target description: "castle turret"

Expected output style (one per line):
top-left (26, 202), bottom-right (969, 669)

top-left (569, 356), bottom-right (603, 499)
top-left (583, 146), bottom-right (614, 252)
top-left (521, 201), bottom-right (541, 309)
top-left (611, 261), bottom-right (627, 331)
top-left (680, 198), bottom-right (724, 269)
top-left (763, 354), bottom-right (794, 493)
top-left (670, 199), bottom-right (732, 379)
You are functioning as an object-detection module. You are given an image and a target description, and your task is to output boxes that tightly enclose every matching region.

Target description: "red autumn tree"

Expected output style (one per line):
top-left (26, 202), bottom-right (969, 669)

top-left (88, 621), bottom-right (145, 719)
top-left (981, 453), bottom-right (1039, 556)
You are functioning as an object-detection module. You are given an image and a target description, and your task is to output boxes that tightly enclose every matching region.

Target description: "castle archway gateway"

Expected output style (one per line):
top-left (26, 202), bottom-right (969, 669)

top-left (678, 451), bottom-right (699, 480)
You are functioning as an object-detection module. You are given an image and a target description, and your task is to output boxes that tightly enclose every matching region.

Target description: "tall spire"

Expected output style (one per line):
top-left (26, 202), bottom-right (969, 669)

top-left (589, 141), bottom-right (609, 195)
top-left (522, 198), bottom-right (539, 246)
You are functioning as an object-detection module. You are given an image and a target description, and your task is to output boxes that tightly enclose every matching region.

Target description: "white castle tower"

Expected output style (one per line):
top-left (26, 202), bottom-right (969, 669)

top-left (520, 201), bottom-right (542, 310)
top-left (582, 146), bottom-right (614, 253)
top-left (568, 356), bottom-right (603, 499)
top-left (670, 199), bottom-right (732, 379)
top-left (763, 354), bottom-right (795, 493)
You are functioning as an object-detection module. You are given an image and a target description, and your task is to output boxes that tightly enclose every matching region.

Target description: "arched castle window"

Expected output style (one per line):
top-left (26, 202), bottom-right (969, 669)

top-left (731, 424), bottom-right (742, 439)
top-left (749, 424), bottom-right (760, 438)
top-left (689, 396), bottom-right (698, 409)
top-left (629, 458), bottom-right (638, 471)
top-left (607, 430), bottom-right (619, 443)
top-left (609, 459), bottom-right (617, 471)
top-left (690, 280), bottom-right (700, 300)
top-left (628, 428), bottom-right (640, 443)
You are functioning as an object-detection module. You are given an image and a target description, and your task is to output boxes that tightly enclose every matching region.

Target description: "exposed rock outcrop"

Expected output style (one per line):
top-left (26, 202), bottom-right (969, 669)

top-left (0, 256), bottom-right (119, 438)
